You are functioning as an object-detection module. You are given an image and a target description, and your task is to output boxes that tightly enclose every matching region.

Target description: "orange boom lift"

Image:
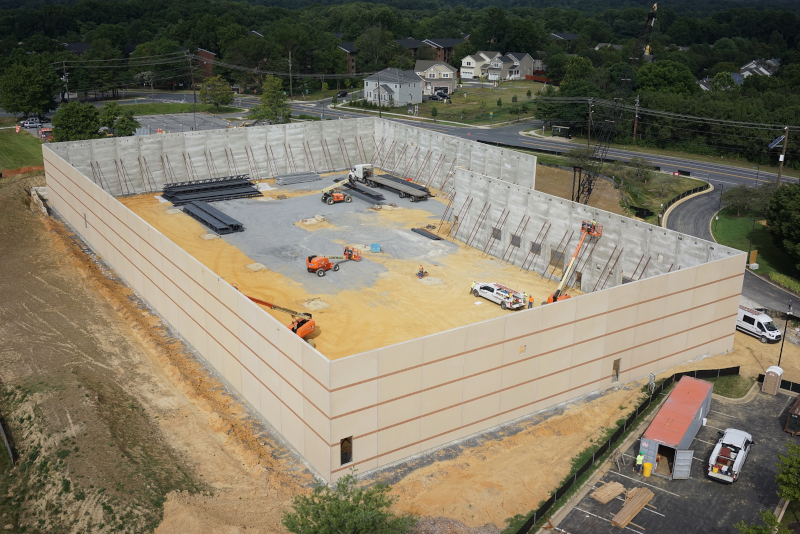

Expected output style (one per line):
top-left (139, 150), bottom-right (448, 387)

top-left (234, 286), bottom-right (317, 347)
top-left (546, 220), bottom-right (602, 304)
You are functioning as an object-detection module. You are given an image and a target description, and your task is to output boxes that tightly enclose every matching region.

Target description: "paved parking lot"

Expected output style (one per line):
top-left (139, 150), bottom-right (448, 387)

top-left (134, 113), bottom-right (237, 133)
top-left (557, 391), bottom-right (797, 534)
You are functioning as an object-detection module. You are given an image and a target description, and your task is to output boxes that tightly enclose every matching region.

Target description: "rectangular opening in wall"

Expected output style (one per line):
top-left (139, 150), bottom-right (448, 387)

top-left (492, 227), bottom-right (502, 240)
top-left (511, 234), bottom-right (521, 247)
top-left (612, 359), bottom-right (621, 382)
top-left (573, 271), bottom-right (582, 288)
top-left (340, 437), bottom-right (353, 466)
top-left (622, 274), bottom-right (632, 284)
top-left (549, 249), bottom-right (566, 270)
top-left (530, 242), bottom-right (542, 255)
top-left (453, 215), bottom-right (459, 231)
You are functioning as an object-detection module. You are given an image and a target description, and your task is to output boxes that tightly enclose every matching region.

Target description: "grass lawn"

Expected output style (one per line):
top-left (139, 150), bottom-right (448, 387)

top-left (625, 175), bottom-right (707, 225)
top-left (413, 81), bottom-right (545, 125)
top-left (122, 103), bottom-right (241, 115)
top-left (0, 130), bottom-right (44, 172)
top-left (712, 207), bottom-right (800, 289)
top-left (702, 375), bottom-right (756, 398)
top-left (781, 500), bottom-right (800, 529)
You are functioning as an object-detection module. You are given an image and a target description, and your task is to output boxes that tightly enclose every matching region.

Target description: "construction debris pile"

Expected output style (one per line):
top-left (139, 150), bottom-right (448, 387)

top-left (274, 171), bottom-right (321, 186)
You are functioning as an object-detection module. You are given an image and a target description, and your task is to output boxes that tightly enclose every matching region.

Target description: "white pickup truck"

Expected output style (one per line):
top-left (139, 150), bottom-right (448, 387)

top-left (472, 282), bottom-right (525, 310)
top-left (707, 428), bottom-right (754, 484)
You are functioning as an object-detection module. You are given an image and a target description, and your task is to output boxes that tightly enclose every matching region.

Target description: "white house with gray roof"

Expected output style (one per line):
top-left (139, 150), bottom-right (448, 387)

top-left (363, 68), bottom-right (422, 106)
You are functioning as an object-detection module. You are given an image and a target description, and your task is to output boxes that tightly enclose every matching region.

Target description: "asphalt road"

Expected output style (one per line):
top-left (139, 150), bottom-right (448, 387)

top-left (666, 182), bottom-right (793, 312)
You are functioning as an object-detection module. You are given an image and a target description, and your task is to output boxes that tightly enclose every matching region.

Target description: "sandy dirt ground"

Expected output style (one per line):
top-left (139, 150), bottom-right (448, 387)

top-left (534, 165), bottom-right (625, 216)
top-left (120, 191), bottom-right (573, 360)
top-left (0, 173), bottom-right (311, 533)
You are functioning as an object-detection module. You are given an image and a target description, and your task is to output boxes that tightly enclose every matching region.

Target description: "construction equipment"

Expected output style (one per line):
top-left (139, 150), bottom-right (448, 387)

top-left (546, 220), bottom-right (602, 304)
top-left (321, 177), bottom-right (352, 205)
top-left (572, 4), bottom-right (658, 204)
top-left (306, 246), bottom-right (362, 276)
top-left (236, 289), bottom-right (316, 347)
top-left (349, 164), bottom-right (432, 202)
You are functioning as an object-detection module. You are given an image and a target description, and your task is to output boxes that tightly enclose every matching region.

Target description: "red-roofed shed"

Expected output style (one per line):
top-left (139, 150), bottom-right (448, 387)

top-left (638, 376), bottom-right (713, 480)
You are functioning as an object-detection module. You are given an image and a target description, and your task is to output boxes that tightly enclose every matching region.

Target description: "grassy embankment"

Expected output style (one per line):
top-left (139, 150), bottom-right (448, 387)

top-left (0, 118), bottom-right (44, 172)
top-left (712, 207), bottom-right (800, 294)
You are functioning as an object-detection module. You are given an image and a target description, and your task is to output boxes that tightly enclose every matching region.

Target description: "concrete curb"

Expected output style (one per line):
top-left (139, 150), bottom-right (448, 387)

top-left (775, 498), bottom-right (790, 522)
top-left (539, 391), bottom-right (671, 534)
top-left (661, 182), bottom-right (714, 229)
top-left (332, 105), bottom-right (489, 128)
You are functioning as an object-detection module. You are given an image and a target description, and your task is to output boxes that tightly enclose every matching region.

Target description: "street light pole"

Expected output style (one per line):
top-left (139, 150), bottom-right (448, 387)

top-left (777, 126), bottom-right (789, 188)
top-left (746, 218), bottom-right (757, 266)
top-left (779, 301), bottom-right (793, 368)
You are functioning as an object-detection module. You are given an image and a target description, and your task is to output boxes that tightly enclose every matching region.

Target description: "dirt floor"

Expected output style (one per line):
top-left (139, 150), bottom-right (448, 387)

top-left (120, 184), bottom-right (574, 360)
top-left (533, 165), bottom-right (626, 216)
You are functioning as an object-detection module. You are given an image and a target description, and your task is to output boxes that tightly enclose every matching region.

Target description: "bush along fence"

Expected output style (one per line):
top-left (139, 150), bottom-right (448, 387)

top-left (0, 412), bottom-right (14, 464)
top-left (658, 183), bottom-right (711, 227)
top-left (515, 366), bottom-right (740, 534)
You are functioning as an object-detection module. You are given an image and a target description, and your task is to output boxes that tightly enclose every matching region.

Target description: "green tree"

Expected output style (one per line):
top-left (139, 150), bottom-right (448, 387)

top-left (497, 98), bottom-right (502, 107)
top-left (636, 60), bottom-right (698, 96)
top-left (526, 89), bottom-right (532, 99)
top-left (113, 110), bottom-right (141, 137)
top-left (511, 94), bottom-right (518, 104)
top-left (710, 72), bottom-right (740, 93)
top-left (723, 184), bottom-right (753, 216)
top-left (355, 25), bottom-right (393, 72)
top-left (200, 75), bottom-right (234, 113)
top-left (249, 75), bottom-right (291, 124)
top-left (734, 511), bottom-right (790, 534)
top-left (776, 442), bottom-right (800, 502)
top-left (52, 102), bottom-right (101, 142)
top-left (99, 101), bottom-right (123, 129)
top-left (431, 106), bottom-right (438, 121)
top-left (711, 61), bottom-right (738, 76)
top-left (451, 40), bottom-right (477, 68)
top-left (0, 63), bottom-right (61, 117)
top-left (281, 471), bottom-right (416, 534)
top-left (563, 56), bottom-right (594, 83)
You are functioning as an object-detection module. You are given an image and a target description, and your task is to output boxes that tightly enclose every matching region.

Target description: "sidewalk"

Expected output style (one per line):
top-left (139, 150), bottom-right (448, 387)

top-left (332, 104), bottom-right (489, 128)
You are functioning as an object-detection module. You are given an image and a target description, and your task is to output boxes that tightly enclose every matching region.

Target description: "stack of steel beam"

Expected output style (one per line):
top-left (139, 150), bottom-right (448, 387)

top-left (182, 201), bottom-right (244, 234)
top-left (274, 171), bottom-right (321, 186)
top-left (162, 175), bottom-right (261, 205)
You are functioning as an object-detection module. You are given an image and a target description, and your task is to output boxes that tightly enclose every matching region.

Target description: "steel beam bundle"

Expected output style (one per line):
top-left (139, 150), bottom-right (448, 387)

top-left (274, 171), bottom-right (322, 186)
top-left (161, 175), bottom-right (262, 205)
top-left (182, 201), bottom-right (244, 235)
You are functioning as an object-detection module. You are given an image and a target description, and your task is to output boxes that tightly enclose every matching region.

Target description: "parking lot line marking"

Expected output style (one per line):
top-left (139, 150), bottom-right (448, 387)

top-left (612, 496), bottom-right (666, 517)
top-left (693, 437), bottom-right (716, 445)
top-left (709, 410), bottom-right (734, 418)
top-left (574, 507), bottom-right (645, 533)
top-left (693, 456), bottom-right (706, 462)
top-left (609, 471), bottom-right (682, 497)
top-left (705, 424), bottom-right (726, 432)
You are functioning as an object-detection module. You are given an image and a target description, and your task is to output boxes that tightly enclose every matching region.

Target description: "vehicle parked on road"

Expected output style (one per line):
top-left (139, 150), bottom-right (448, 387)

top-left (472, 282), bottom-right (525, 310)
top-left (737, 305), bottom-right (781, 343)
top-left (21, 119), bottom-right (41, 128)
top-left (336, 91), bottom-right (348, 98)
top-left (707, 428), bottom-right (753, 484)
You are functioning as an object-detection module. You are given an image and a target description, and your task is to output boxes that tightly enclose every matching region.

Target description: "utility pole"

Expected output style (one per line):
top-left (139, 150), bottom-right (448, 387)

top-left (777, 126), bottom-right (789, 187)
top-left (633, 95), bottom-right (640, 141)
top-left (187, 54), bottom-right (197, 131)
top-left (587, 99), bottom-right (593, 148)
top-left (61, 60), bottom-right (69, 103)
top-left (377, 73), bottom-right (382, 119)
top-left (288, 50), bottom-right (293, 100)
top-left (321, 74), bottom-right (325, 121)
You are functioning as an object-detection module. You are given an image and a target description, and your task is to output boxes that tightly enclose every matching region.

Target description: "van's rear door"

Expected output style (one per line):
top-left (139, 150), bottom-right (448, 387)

top-left (673, 449), bottom-right (693, 479)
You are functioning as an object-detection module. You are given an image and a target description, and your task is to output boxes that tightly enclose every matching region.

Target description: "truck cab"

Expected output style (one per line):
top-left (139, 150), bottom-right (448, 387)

top-left (707, 428), bottom-right (753, 484)
top-left (349, 164), bottom-right (374, 181)
top-left (737, 305), bottom-right (781, 343)
top-left (472, 282), bottom-right (525, 310)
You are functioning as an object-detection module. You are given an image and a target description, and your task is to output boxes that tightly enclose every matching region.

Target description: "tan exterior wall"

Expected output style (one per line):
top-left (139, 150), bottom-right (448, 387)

top-left (43, 147), bottom-right (334, 479)
top-left (326, 255), bottom-right (743, 480)
top-left (44, 126), bottom-right (744, 483)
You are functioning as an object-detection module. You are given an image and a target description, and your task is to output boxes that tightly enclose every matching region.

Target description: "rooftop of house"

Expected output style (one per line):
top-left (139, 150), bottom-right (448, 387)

top-left (424, 37), bottom-right (467, 48)
top-left (505, 52), bottom-right (530, 61)
top-left (364, 68), bottom-right (422, 84)
top-left (550, 32), bottom-right (581, 41)
top-left (338, 42), bottom-right (357, 53)
top-left (414, 60), bottom-right (457, 73)
top-left (397, 37), bottom-right (426, 49)
top-left (594, 43), bottom-right (623, 51)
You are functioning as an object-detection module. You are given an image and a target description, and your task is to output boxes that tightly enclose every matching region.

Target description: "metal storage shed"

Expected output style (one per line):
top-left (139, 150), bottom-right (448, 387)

top-left (638, 376), bottom-right (713, 480)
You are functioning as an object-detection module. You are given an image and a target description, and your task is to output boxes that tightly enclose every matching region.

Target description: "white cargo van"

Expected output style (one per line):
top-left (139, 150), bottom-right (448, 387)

top-left (736, 305), bottom-right (781, 343)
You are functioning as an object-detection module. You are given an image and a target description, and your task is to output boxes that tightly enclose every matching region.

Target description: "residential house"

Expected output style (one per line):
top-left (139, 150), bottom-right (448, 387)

top-left (483, 55), bottom-right (514, 81)
top-left (363, 68), bottom-right (422, 106)
top-left (338, 42), bottom-right (357, 74)
top-left (740, 58), bottom-right (780, 78)
top-left (594, 43), bottom-right (623, 51)
top-left (533, 51), bottom-right (547, 73)
top-left (414, 60), bottom-right (458, 94)
top-left (504, 52), bottom-right (535, 79)
top-left (422, 37), bottom-right (468, 63)
top-left (460, 50), bottom-right (500, 79)
top-left (196, 49), bottom-right (216, 79)
top-left (396, 37), bottom-right (426, 56)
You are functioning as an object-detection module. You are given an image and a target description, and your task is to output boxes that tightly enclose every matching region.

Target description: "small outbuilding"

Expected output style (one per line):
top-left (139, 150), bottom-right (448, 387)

top-left (639, 376), bottom-right (713, 480)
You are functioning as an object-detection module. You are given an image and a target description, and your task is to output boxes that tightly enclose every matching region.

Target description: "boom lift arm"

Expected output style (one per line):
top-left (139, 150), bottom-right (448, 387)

top-left (237, 290), bottom-right (317, 347)
top-left (547, 221), bottom-right (602, 303)
top-left (321, 178), bottom-right (352, 194)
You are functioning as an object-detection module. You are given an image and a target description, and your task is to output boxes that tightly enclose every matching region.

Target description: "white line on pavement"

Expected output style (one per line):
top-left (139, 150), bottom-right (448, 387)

top-left (609, 470), bottom-right (682, 497)
top-left (709, 410), bottom-right (734, 418)
top-left (574, 507), bottom-right (645, 533)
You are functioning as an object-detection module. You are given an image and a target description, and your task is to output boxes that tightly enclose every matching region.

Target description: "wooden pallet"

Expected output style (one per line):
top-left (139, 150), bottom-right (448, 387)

top-left (611, 487), bottom-right (654, 528)
top-left (590, 482), bottom-right (626, 505)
